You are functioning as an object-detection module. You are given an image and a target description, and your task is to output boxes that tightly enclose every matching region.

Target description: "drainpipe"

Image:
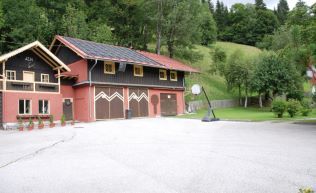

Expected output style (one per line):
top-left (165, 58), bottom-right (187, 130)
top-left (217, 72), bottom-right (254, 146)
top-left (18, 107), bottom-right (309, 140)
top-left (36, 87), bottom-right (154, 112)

top-left (88, 59), bottom-right (98, 120)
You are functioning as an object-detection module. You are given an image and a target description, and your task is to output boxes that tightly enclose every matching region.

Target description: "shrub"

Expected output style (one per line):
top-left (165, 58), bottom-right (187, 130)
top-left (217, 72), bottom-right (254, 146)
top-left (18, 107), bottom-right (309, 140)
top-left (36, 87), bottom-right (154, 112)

top-left (287, 99), bottom-right (301, 118)
top-left (299, 187), bottom-right (314, 193)
top-left (28, 118), bottom-right (34, 126)
top-left (271, 98), bottom-right (287, 118)
top-left (301, 99), bottom-right (312, 116)
top-left (18, 117), bottom-right (23, 126)
top-left (61, 114), bottom-right (66, 124)
top-left (38, 117), bottom-right (43, 125)
top-left (49, 115), bottom-right (54, 124)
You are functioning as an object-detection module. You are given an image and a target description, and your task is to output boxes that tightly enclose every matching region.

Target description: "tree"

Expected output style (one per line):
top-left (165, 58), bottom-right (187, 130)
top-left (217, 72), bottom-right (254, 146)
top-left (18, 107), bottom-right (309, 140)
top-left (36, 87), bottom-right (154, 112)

top-left (61, 3), bottom-right (89, 39)
top-left (214, 1), bottom-right (229, 40)
top-left (250, 52), bottom-right (302, 107)
top-left (88, 22), bottom-right (113, 44)
top-left (253, 9), bottom-right (279, 44)
top-left (287, 0), bottom-right (311, 26)
top-left (276, 0), bottom-right (289, 25)
top-left (200, 3), bottom-right (217, 46)
top-left (1, 0), bottom-right (51, 52)
top-left (255, 0), bottom-right (266, 10)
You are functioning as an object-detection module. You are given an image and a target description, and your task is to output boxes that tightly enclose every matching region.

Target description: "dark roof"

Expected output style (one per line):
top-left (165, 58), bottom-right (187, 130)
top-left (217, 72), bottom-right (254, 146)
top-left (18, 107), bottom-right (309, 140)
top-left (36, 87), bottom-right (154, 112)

top-left (55, 36), bottom-right (163, 68)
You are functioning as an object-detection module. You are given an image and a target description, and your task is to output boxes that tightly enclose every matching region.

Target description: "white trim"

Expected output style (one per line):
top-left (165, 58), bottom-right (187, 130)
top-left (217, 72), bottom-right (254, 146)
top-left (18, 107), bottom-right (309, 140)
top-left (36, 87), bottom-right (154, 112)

top-left (5, 70), bottom-right (16, 80)
top-left (41, 73), bottom-right (49, 83)
top-left (23, 71), bottom-right (35, 82)
top-left (6, 79), bottom-right (58, 85)
top-left (0, 41), bottom-right (70, 72)
top-left (18, 99), bottom-right (32, 115)
top-left (3, 90), bottom-right (61, 94)
top-left (38, 99), bottom-right (50, 115)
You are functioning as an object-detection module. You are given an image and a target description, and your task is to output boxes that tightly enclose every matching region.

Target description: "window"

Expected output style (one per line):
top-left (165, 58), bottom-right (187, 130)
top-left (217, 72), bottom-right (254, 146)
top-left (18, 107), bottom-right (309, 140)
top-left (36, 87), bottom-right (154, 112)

top-left (104, 62), bottom-right (115, 74)
top-left (39, 100), bottom-right (49, 114)
top-left (159, 69), bottom-right (167, 80)
top-left (23, 71), bottom-right (34, 82)
top-left (41, 74), bottom-right (49, 83)
top-left (133, 65), bottom-right (143, 77)
top-left (170, 71), bottom-right (178, 81)
top-left (19, 99), bottom-right (31, 115)
top-left (6, 70), bottom-right (16, 80)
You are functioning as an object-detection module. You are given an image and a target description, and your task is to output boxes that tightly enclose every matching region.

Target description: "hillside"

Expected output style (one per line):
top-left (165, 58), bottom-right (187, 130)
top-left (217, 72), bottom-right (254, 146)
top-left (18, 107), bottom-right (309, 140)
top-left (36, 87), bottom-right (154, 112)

top-left (183, 42), bottom-right (261, 101)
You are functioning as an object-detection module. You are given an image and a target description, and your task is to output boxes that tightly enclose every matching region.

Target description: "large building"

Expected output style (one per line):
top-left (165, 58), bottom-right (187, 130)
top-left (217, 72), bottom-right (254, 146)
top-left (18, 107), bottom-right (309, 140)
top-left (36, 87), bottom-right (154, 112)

top-left (0, 36), bottom-right (198, 128)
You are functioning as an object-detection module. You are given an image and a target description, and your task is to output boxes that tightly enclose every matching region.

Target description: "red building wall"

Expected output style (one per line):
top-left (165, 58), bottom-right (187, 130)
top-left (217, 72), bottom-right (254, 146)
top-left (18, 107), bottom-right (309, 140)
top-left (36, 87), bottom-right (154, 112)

top-left (68, 59), bottom-right (88, 82)
top-left (2, 92), bottom-right (63, 123)
top-left (148, 89), bottom-right (185, 117)
top-left (74, 85), bottom-right (95, 122)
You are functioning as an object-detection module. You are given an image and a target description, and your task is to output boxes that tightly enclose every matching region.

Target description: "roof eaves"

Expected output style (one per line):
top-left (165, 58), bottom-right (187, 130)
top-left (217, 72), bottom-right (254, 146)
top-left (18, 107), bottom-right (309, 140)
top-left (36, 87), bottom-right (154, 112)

top-left (55, 35), bottom-right (88, 59)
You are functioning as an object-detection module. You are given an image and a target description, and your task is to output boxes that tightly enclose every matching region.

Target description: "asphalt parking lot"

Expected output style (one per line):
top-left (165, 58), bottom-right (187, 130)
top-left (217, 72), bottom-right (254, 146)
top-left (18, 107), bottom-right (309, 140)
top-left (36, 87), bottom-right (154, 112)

top-left (0, 118), bottom-right (315, 193)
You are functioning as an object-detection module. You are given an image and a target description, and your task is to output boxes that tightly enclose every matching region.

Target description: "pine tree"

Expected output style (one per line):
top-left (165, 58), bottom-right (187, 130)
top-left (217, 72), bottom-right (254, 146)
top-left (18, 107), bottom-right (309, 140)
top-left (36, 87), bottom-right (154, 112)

top-left (276, 0), bottom-right (289, 24)
top-left (255, 0), bottom-right (266, 10)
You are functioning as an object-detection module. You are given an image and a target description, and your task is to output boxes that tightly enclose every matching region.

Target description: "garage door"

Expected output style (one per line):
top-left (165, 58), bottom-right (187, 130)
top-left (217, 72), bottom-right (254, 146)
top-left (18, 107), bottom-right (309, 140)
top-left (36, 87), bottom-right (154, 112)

top-left (160, 93), bottom-right (177, 116)
top-left (128, 88), bottom-right (149, 117)
top-left (95, 87), bottom-right (124, 119)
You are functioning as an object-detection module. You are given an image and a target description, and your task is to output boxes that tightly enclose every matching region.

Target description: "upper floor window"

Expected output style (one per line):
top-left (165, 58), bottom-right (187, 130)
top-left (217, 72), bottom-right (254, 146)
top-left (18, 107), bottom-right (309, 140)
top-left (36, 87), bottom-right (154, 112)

top-left (23, 71), bottom-right (34, 82)
top-left (39, 100), bottom-right (49, 114)
top-left (6, 70), bottom-right (16, 80)
top-left (159, 69), bottom-right (167, 80)
top-left (170, 71), bottom-right (178, 81)
top-left (104, 62), bottom-right (115, 74)
top-left (41, 74), bottom-right (49, 83)
top-left (134, 65), bottom-right (143, 77)
top-left (19, 99), bottom-right (31, 115)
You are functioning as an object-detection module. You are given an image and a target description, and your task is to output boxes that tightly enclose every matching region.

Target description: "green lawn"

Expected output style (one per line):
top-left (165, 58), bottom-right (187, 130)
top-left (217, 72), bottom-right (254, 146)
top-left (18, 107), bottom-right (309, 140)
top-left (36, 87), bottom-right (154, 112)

top-left (178, 107), bottom-right (316, 122)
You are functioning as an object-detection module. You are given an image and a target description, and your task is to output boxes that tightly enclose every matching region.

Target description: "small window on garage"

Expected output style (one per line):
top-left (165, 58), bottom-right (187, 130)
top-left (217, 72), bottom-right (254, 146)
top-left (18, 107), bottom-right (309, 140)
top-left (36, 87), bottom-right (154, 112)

top-left (104, 62), bottom-right (115, 74)
top-left (159, 69), bottom-right (167, 80)
top-left (134, 65), bottom-right (143, 77)
top-left (170, 71), bottom-right (177, 81)
top-left (19, 99), bottom-right (31, 115)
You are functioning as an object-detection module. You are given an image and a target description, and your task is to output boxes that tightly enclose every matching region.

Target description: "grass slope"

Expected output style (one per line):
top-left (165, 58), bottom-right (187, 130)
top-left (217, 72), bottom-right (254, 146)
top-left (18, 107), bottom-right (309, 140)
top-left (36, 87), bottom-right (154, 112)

top-left (185, 42), bottom-right (261, 101)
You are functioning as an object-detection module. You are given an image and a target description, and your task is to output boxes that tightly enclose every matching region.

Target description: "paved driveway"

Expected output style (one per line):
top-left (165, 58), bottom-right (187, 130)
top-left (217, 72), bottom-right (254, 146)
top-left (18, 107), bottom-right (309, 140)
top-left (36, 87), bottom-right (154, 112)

top-left (0, 118), bottom-right (315, 193)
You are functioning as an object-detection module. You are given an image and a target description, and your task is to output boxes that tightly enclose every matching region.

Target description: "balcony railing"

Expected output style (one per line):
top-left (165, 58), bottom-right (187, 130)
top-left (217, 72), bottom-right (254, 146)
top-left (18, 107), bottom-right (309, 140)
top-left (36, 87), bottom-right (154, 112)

top-left (0, 79), bottom-right (59, 93)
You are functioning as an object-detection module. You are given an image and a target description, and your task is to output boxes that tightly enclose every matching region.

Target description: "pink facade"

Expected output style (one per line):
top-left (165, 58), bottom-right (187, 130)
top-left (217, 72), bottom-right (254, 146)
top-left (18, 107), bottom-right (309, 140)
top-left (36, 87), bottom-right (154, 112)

top-left (67, 59), bottom-right (88, 82)
top-left (148, 89), bottom-right (185, 117)
top-left (73, 85), bottom-right (95, 122)
top-left (2, 92), bottom-right (63, 123)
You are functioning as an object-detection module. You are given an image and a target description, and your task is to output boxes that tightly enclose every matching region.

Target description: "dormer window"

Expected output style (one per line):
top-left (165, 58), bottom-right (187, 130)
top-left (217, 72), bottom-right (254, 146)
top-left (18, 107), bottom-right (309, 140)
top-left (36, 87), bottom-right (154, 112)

top-left (6, 70), bottom-right (16, 80)
top-left (159, 69), bottom-right (167, 80)
top-left (170, 71), bottom-right (178, 81)
top-left (134, 65), bottom-right (143, 77)
top-left (104, 62), bottom-right (115, 74)
top-left (41, 74), bottom-right (49, 83)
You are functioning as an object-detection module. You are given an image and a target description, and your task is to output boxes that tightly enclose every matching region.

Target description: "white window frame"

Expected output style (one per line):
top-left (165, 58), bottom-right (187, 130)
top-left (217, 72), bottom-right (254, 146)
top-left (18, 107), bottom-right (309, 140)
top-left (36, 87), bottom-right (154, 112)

top-left (41, 74), bottom-right (49, 83)
top-left (18, 99), bottom-right (32, 115)
top-left (38, 99), bottom-right (50, 115)
top-left (133, 65), bottom-right (143, 77)
top-left (104, 62), bottom-right (116, 74)
top-left (170, 71), bottom-right (178, 81)
top-left (6, 70), bottom-right (16, 80)
top-left (23, 71), bottom-right (35, 82)
top-left (159, 69), bottom-right (167, 80)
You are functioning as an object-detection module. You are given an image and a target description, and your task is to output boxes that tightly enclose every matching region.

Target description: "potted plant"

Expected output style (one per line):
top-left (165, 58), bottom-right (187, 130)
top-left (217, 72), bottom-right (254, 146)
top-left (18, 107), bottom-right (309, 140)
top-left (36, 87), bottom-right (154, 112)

top-left (28, 118), bottom-right (34, 131)
top-left (49, 115), bottom-right (55, 128)
top-left (61, 114), bottom-right (66, 126)
top-left (18, 117), bottom-right (24, 131)
top-left (37, 116), bottom-right (44, 129)
top-left (71, 118), bottom-right (75, 125)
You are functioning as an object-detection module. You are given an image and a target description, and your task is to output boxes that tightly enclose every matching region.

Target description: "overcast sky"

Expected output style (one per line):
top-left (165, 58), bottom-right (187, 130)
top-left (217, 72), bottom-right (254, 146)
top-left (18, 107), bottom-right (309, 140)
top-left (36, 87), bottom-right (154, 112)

top-left (220, 0), bottom-right (315, 10)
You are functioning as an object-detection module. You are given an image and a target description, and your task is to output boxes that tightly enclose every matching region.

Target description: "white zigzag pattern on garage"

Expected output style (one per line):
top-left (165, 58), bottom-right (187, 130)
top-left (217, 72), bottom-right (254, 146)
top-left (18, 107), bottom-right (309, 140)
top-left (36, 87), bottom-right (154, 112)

top-left (128, 92), bottom-right (149, 102)
top-left (95, 91), bottom-right (124, 102)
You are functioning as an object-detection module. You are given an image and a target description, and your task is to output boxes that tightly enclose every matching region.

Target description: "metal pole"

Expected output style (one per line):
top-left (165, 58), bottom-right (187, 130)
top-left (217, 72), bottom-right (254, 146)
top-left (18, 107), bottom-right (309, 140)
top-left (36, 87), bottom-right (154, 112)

top-left (202, 86), bottom-right (216, 119)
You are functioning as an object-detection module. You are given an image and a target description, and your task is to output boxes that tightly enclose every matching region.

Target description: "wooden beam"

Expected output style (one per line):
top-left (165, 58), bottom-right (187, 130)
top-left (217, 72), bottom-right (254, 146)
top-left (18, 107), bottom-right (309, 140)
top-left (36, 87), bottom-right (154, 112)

top-left (49, 37), bottom-right (57, 51)
top-left (31, 48), bottom-right (56, 69)
top-left (54, 42), bottom-right (62, 55)
top-left (58, 68), bottom-right (60, 94)
top-left (33, 47), bottom-right (59, 68)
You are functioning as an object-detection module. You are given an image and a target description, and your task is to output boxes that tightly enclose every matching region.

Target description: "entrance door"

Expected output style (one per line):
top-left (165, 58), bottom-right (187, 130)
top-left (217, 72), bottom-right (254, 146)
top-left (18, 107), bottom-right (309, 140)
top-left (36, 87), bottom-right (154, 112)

top-left (23, 71), bottom-right (34, 82)
top-left (63, 98), bottom-right (73, 121)
top-left (95, 87), bottom-right (124, 119)
top-left (128, 88), bottom-right (149, 117)
top-left (160, 93), bottom-right (177, 116)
